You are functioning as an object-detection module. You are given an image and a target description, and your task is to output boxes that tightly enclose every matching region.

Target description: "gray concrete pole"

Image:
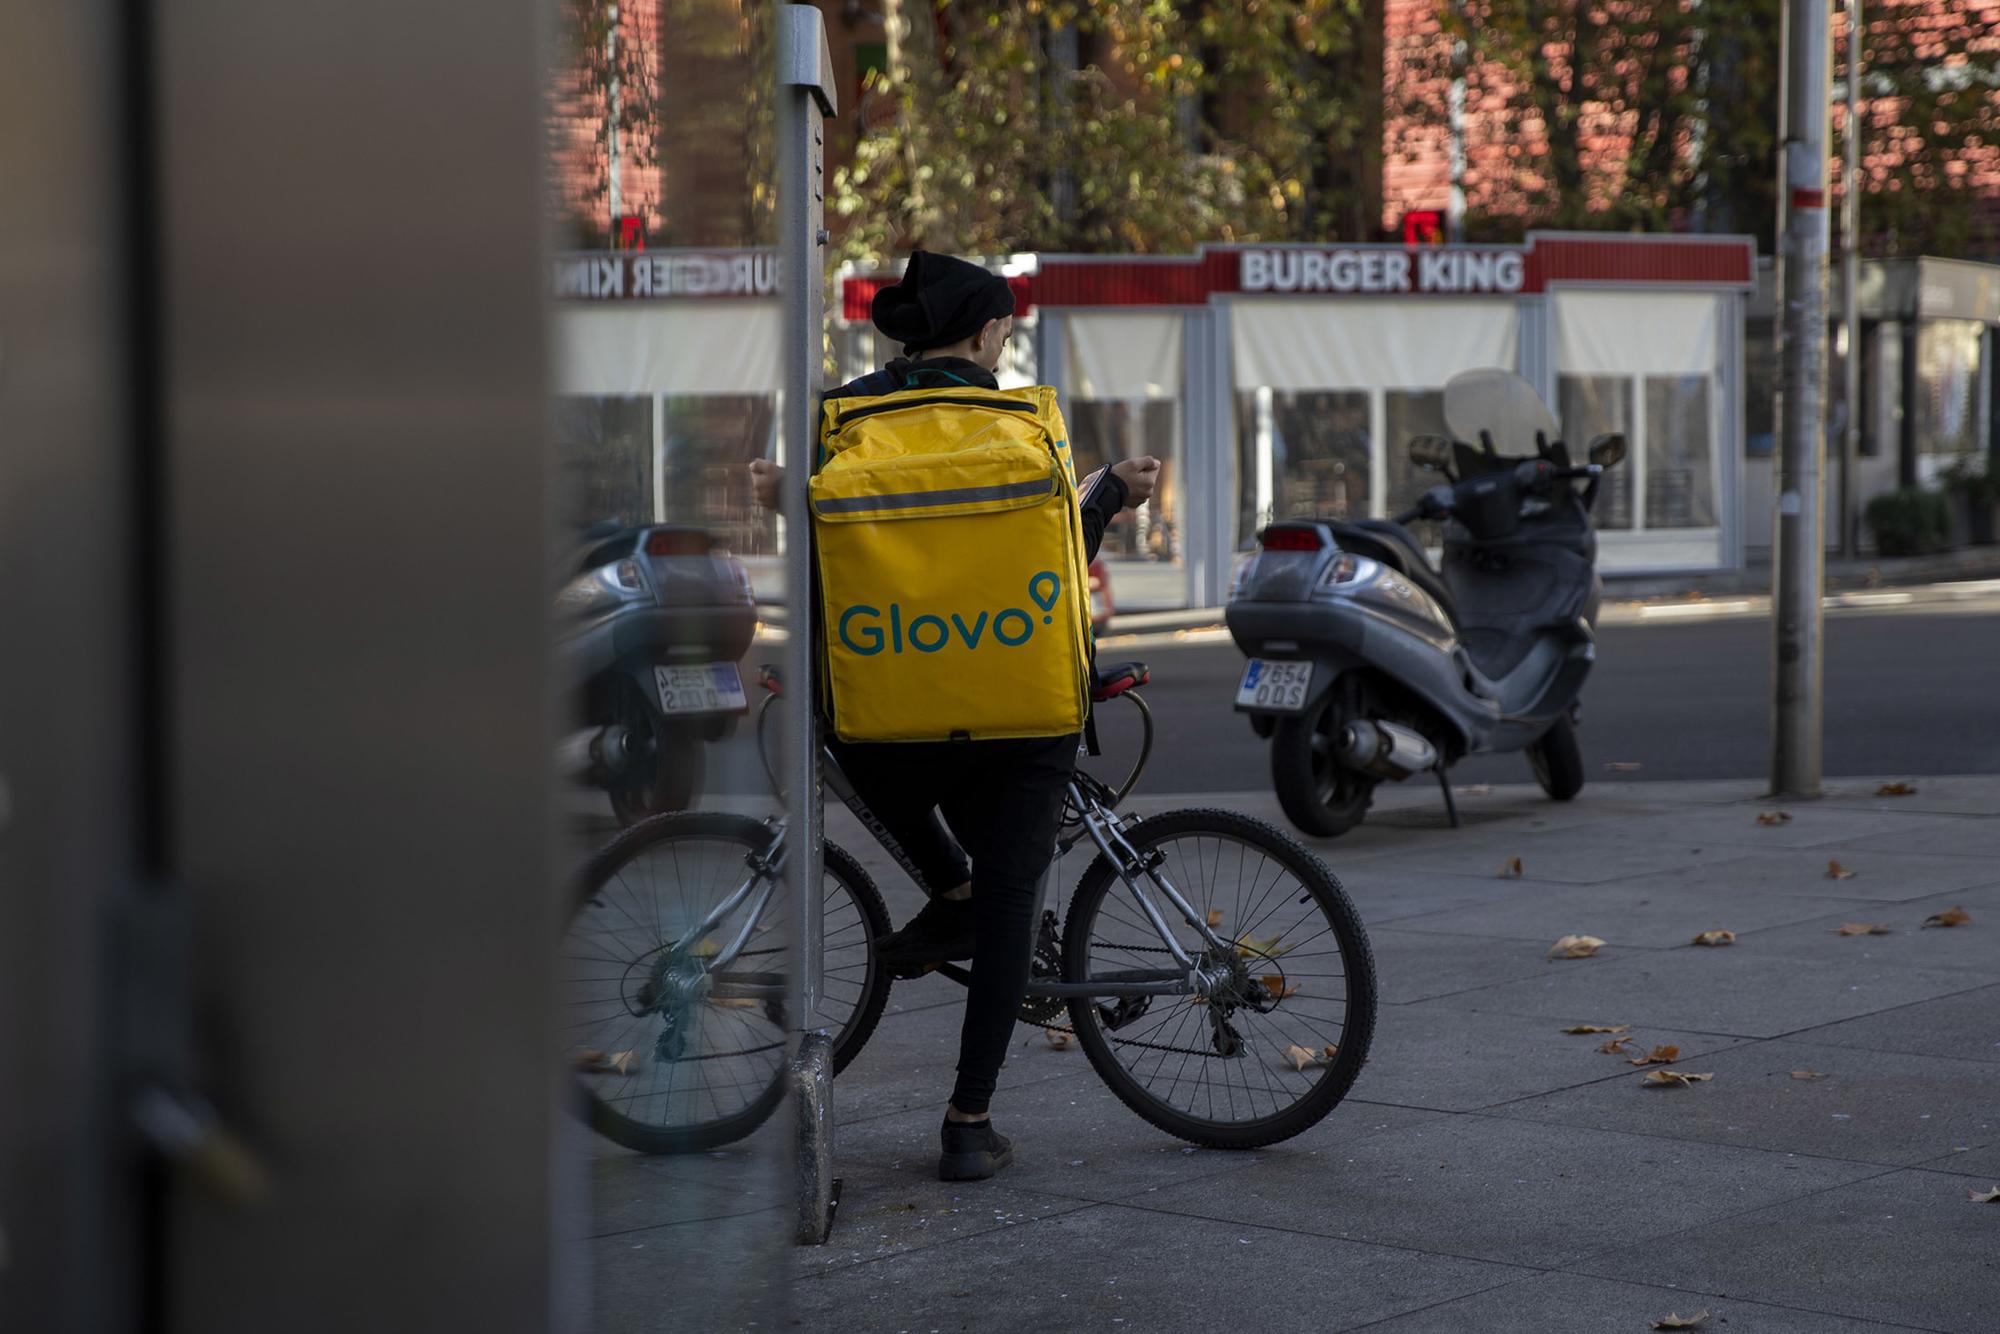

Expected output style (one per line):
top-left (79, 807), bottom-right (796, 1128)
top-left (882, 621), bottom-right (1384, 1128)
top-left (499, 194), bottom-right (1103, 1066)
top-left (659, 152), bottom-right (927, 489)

top-left (1772, 0), bottom-right (1832, 796)
top-left (777, 2), bottom-right (838, 1245)
top-left (1840, 0), bottom-right (1862, 558)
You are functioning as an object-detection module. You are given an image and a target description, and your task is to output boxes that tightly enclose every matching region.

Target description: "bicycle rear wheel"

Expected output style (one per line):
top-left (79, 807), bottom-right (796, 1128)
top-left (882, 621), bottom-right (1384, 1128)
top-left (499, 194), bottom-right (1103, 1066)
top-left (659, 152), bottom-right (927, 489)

top-left (564, 812), bottom-right (891, 1154)
top-left (1060, 809), bottom-right (1375, 1149)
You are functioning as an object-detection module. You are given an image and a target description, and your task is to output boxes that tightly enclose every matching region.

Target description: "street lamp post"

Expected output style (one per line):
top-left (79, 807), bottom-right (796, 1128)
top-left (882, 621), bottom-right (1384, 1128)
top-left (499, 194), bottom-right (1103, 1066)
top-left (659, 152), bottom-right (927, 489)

top-left (1771, 0), bottom-right (1832, 797)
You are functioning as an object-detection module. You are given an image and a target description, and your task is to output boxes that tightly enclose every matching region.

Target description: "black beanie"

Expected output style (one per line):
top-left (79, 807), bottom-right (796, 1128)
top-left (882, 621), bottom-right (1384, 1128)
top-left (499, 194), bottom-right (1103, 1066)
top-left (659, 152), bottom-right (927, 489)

top-left (870, 250), bottom-right (1016, 355)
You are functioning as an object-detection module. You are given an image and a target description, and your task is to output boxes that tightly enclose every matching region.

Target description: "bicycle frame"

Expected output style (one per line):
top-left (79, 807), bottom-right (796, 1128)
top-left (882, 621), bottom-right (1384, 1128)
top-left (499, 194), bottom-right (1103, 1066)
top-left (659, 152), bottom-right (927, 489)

top-left (723, 686), bottom-right (1235, 1002)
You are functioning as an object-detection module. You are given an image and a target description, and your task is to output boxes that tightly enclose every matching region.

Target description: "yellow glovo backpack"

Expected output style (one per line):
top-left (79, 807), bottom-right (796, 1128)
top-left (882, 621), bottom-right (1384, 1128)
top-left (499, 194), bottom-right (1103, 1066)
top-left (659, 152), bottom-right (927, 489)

top-left (811, 384), bottom-right (1092, 743)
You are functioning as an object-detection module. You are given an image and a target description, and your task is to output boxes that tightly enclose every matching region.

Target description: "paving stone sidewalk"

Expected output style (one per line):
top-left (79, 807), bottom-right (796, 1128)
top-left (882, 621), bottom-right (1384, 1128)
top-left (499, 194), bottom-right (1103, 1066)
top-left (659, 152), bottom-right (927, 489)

top-left (593, 774), bottom-right (2000, 1333)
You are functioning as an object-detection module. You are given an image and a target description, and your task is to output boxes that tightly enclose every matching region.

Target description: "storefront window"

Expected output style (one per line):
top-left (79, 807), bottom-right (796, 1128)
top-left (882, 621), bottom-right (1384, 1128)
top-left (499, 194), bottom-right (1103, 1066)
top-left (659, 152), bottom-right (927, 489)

top-left (1558, 377), bottom-right (1634, 530)
top-left (1643, 376), bottom-right (1716, 529)
top-left (1384, 390), bottom-right (1450, 544)
top-left (1914, 319), bottom-right (1983, 460)
top-left (1744, 318), bottom-right (1777, 458)
top-left (1070, 399), bottom-right (1183, 609)
top-left (1234, 389), bottom-right (1370, 545)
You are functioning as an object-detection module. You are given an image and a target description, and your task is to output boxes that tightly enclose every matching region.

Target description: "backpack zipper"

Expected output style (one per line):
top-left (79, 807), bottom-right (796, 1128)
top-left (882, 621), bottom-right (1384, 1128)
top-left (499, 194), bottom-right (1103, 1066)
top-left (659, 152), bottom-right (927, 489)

top-left (829, 393), bottom-right (1040, 432)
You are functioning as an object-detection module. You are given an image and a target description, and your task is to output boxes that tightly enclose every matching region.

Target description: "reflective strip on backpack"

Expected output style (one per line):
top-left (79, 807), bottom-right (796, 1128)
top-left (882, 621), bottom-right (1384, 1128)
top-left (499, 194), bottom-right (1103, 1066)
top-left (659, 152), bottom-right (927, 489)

top-left (811, 476), bottom-right (1054, 516)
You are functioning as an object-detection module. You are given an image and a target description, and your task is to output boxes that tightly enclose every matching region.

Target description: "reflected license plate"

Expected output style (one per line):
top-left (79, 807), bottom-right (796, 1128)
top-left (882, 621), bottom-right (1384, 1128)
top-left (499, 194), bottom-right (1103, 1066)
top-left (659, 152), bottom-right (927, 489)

top-left (655, 662), bottom-right (747, 715)
top-left (1235, 659), bottom-right (1313, 713)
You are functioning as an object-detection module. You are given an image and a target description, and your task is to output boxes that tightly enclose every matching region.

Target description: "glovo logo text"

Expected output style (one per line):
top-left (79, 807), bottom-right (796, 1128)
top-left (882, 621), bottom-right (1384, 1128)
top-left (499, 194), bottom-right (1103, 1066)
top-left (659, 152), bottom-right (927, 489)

top-left (839, 573), bottom-right (1063, 657)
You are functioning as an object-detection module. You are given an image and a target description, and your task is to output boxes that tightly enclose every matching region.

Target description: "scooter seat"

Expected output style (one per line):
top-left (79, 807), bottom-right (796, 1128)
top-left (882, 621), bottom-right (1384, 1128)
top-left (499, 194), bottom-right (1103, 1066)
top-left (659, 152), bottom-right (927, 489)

top-left (1332, 520), bottom-right (1460, 627)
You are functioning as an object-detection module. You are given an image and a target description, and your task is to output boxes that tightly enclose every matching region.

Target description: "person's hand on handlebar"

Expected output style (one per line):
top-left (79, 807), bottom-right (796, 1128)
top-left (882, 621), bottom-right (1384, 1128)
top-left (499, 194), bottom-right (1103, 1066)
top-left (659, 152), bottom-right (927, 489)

top-left (1080, 456), bottom-right (1163, 510)
top-left (748, 458), bottom-right (783, 512)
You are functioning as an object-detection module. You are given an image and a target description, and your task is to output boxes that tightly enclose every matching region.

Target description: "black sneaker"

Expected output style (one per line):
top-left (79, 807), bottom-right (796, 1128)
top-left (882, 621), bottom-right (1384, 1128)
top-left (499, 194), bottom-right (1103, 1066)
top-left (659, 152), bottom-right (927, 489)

top-left (938, 1116), bottom-right (1014, 1181)
top-left (876, 896), bottom-right (975, 976)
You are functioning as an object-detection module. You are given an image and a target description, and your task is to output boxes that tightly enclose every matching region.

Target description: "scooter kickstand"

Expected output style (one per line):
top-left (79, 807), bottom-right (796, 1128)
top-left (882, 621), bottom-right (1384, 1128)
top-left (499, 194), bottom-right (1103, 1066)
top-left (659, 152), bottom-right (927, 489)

top-left (1435, 767), bottom-right (1461, 829)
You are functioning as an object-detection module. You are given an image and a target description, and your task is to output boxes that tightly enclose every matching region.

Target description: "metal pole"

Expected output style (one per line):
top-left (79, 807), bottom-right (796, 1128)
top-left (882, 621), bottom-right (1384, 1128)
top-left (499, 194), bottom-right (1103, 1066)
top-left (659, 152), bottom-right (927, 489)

top-left (777, 2), bottom-right (837, 1245)
top-left (1446, 0), bottom-right (1468, 244)
top-left (1772, 0), bottom-right (1832, 797)
top-left (1840, 0), bottom-right (1862, 558)
top-left (607, 3), bottom-right (621, 242)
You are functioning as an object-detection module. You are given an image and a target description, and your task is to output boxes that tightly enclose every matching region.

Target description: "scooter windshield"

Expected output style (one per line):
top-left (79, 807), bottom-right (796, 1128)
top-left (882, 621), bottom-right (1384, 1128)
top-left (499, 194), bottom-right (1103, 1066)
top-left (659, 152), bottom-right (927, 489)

top-left (1443, 368), bottom-right (1560, 455)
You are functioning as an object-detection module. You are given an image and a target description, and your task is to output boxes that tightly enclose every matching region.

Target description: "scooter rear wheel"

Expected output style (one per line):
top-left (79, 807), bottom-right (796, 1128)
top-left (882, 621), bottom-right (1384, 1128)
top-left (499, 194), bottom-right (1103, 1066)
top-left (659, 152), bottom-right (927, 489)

top-left (1271, 701), bottom-right (1376, 838)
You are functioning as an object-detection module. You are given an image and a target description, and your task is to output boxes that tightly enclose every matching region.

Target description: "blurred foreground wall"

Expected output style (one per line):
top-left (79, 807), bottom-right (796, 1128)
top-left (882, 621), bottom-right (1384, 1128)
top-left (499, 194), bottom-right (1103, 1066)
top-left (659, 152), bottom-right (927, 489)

top-left (1, 1), bottom-right (564, 1330)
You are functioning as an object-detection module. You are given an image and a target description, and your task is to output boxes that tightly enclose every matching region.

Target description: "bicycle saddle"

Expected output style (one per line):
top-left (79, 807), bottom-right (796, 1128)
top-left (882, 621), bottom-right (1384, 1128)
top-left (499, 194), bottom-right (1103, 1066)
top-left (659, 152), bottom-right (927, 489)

top-left (1092, 660), bottom-right (1149, 701)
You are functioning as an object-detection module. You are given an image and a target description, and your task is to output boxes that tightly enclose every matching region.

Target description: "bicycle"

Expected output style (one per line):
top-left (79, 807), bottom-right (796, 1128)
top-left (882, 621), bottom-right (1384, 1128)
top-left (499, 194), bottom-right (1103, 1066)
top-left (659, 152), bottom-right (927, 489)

top-left (561, 660), bottom-right (1377, 1155)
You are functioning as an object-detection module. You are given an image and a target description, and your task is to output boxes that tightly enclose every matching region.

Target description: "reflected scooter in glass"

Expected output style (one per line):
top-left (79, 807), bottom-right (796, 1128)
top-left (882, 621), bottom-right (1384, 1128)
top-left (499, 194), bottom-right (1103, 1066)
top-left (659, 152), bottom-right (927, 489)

top-left (1226, 368), bottom-right (1628, 839)
top-left (555, 522), bottom-right (757, 825)
top-left (560, 661), bottom-right (1377, 1156)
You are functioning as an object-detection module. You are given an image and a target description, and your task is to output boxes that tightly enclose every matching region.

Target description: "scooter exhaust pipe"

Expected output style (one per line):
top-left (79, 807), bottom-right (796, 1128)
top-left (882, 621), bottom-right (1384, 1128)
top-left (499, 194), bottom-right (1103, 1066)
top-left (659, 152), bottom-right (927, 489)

top-left (558, 725), bottom-right (637, 781)
top-left (1339, 719), bottom-right (1437, 780)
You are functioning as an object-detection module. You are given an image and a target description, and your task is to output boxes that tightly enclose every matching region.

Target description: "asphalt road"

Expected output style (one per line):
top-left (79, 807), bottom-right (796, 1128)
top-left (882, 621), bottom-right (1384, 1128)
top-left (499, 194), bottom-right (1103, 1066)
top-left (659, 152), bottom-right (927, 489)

top-left (1088, 603), bottom-right (2000, 794)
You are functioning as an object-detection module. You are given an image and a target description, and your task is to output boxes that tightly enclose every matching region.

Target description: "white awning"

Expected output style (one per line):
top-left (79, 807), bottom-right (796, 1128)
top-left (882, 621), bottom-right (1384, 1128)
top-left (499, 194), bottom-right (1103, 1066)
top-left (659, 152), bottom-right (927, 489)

top-left (1065, 312), bottom-right (1184, 399)
top-left (1554, 290), bottom-right (1719, 376)
top-left (1230, 298), bottom-right (1518, 389)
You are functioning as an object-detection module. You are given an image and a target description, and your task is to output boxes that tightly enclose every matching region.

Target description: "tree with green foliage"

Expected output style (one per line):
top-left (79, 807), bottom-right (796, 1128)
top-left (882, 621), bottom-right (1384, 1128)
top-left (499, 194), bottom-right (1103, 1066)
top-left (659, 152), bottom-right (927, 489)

top-left (1388, 0), bottom-right (2000, 255)
top-left (831, 0), bottom-right (1383, 264)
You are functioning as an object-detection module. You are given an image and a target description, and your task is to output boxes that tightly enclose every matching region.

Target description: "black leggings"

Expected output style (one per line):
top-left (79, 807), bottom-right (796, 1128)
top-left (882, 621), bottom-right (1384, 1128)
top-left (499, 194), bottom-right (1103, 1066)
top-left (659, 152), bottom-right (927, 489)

top-left (831, 734), bottom-right (1080, 1115)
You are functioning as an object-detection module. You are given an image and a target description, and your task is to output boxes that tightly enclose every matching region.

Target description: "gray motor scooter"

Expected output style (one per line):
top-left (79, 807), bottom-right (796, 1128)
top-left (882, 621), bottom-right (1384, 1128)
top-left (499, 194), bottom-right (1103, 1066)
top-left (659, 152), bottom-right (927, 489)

top-left (1226, 369), bottom-right (1628, 838)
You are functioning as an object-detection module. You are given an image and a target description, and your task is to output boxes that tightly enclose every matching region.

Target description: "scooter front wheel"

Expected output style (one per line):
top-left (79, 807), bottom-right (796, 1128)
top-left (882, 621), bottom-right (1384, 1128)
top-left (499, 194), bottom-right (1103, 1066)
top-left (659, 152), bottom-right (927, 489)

top-left (1271, 703), bottom-right (1376, 838)
top-left (1527, 714), bottom-right (1585, 801)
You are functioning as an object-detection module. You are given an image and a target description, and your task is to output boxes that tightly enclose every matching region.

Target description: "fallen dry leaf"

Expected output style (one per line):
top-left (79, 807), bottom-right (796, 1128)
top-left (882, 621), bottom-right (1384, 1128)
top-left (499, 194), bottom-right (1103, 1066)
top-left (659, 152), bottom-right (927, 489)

top-left (1756, 810), bottom-right (1792, 826)
top-left (1923, 906), bottom-right (1973, 929)
top-left (1205, 907), bottom-right (1224, 928)
top-left (1826, 859), bottom-right (1857, 880)
top-left (1628, 1044), bottom-right (1682, 1066)
top-left (1561, 1024), bottom-right (1630, 1035)
top-left (1546, 934), bottom-right (1606, 960)
top-left (1791, 1069), bottom-right (1826, 1080)
top-left (1500, 856), bottom-right (1524, 879)
top-left (1651, 1313), bottom-right (1710, 1331)
top-left (1044, 1028), bottom-right (1073, 1050)
top-left (1599, 1036), bottom-right (1638, 1056)
top-left (572, 1049), bottom-right (641, 1076)
top-left (1234, 932), bottom-right (1293, 959)
top-left (1689, 929), bottom-right (1736, 947)
top-left (1835, 922), bottom-right (1892, 936)
top-left (1284, 1044), bottom-right (1338, 1072)
top-left (1876, 782), bottom-right (1918, 797)
top-left (1605, 761), bottom-right (1644, 772)
top-left (1642, 1070), bottom-right (1714, 1087)
top-left (1968, 1186), bottom-right (2000, 1203)
top-left (1259, 974), bottom-right (1301, 999)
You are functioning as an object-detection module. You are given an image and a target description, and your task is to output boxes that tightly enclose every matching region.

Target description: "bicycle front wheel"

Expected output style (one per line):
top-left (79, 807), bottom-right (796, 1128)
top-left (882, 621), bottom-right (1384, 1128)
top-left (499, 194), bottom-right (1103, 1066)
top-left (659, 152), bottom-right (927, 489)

top-left (564, 812), bottom-right (891, 1154)
top-left (1061, 809), bottom-right (1375, 1149)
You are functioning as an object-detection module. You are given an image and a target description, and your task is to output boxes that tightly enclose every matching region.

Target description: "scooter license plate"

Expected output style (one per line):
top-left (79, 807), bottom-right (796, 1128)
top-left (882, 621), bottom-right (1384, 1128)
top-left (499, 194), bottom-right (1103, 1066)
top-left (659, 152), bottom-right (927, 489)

top-left (1236, 659), bottom-right (1313, 712)
top-left (655, 663), bottom-right (747, 715)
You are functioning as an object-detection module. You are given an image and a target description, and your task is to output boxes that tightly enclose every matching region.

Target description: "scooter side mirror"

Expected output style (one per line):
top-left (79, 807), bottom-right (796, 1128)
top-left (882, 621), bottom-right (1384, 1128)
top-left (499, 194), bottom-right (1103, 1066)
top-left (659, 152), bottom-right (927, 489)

top-left (1587, 433), bottom-right (1628, 469)
top-left (1408, 435), bottom-right (1455, 472)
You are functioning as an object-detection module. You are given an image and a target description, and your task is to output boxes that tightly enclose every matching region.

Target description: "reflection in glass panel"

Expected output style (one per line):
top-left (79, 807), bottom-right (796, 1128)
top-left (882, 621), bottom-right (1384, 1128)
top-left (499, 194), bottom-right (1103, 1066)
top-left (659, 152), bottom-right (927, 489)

top-left (1643, 376), bottom-right (1716, 529)
top-left (659, 393), bottom-right (779, 556)
top-left (1914, 319), bottom-right (1983, 459)
top-left (1559, 376), bottom-right (1633, 530)
top-left (1234, 389), bottom-right (1370, 545)
top-left (1069, 399), bottom-right (1184, 610)
top-left (1384, 390), bottom-right (1450, 546)
top-left (557, 395), bottom-right (654, 530)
